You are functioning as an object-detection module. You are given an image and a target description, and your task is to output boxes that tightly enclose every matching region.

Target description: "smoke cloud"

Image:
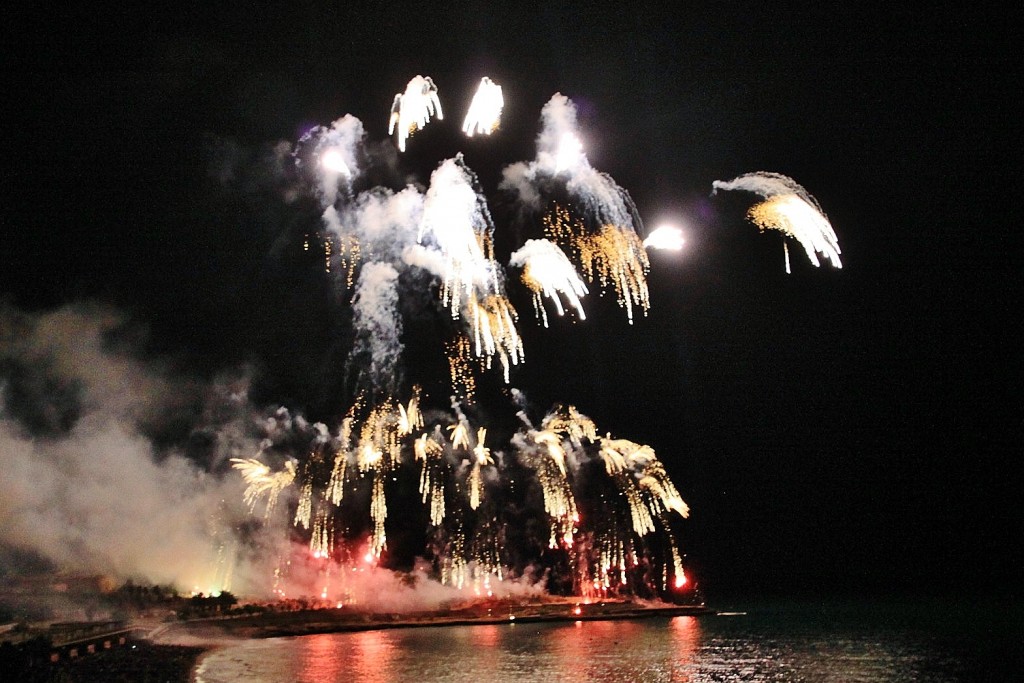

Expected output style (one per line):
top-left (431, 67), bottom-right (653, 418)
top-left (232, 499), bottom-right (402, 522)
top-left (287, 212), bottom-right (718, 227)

top-left (0, 303), bottom-right (279, 595)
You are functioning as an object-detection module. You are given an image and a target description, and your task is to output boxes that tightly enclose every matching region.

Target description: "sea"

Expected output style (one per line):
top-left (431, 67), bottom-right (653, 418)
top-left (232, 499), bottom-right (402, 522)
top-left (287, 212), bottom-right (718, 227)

top-left (192, 598), bottom-right (1020, 682)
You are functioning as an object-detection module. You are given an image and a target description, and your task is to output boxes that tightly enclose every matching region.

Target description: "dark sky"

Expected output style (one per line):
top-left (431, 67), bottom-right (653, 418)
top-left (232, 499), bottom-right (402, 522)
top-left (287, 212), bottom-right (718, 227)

top-left (3, 4), bottom-right (1017, 598)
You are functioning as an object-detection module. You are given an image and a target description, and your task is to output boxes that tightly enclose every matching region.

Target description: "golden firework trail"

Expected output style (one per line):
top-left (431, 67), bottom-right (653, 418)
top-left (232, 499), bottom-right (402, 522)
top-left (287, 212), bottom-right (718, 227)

top-left (230, 457), bottom-right (296, 517)
top-left (712, 171), bottom-right (842, 273)
top-left (522, 429), bottom-right (578, 548)
top-left (467, 427), bottom-right (492, 510)
top-left (415, 432), bottom-right (446, 526)
top-left (541, 404), bottom-right (598, 449)
top-left (602, 437), bottom-right (690, 519)
top-left (543, 204), bottom-right (650, 323)
top-left (445, 335), bottom-right (478, 403)
top-left (398, 386), bottom-right (424, 436)
top-left (328, 415), bottom-right (357, 505)
top-left (466, 294), bottom-right (524, 383)
top-left (294, 480), bottom-right (313, 529)
top-left (462, 76), bottom-right (503, 136)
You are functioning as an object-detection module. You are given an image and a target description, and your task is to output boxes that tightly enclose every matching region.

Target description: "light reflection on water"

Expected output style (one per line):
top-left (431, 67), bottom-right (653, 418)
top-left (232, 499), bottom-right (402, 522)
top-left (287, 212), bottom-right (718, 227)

top-left (194, 601), bottom-right (1010, 682)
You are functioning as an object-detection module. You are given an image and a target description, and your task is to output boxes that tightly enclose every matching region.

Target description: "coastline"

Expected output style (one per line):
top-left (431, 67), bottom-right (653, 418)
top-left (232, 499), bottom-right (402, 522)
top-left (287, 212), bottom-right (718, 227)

top-left (131, 599), bottom-right (710, 681)
top-left (163, 599), bottom-right (713, 640)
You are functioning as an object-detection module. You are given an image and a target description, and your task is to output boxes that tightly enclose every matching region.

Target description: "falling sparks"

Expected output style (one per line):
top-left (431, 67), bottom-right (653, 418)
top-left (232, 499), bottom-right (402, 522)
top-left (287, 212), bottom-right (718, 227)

top-left (747, 195), bottom-right (842, 272)
top-left (712, 171), bottom-right (842, 273)
top-left (542, 404), bottom-right (598, 449)
top-left (415, 433), bottom-right (446, 526)
top-left (219, 75), bottom-right (853, 604)
top-left (234, 396), bottom-right (693, 599)
top-left (388, 75), bottom-right (443, 152)
top-left (510, 239), bottom-right (589, 327)
top-left (230, 458), bottom-right (296, 517)
top-left (445, 335), bottom-right (478, 403)
top-left (467, 294), bottom-right (524, 384)
top-left (466, 427), bottom-right (492, 510)
top-left (543, 204), bottom-right (650, 323)
top-left (578, 226), bottom-right (650, 323)
top-left (462, 76), bottom-right (503, 136)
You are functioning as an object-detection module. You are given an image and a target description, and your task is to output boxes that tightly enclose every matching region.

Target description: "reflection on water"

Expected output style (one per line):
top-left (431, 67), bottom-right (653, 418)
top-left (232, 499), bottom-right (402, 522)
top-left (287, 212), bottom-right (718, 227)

top-left (194, 600), bottom-right (1012, 682)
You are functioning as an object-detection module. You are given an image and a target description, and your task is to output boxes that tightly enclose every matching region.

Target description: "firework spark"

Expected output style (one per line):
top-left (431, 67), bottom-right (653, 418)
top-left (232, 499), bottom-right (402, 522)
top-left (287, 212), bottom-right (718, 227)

top-left (462, 76), bottom-right (503, 136)
top-left (218, 82), bottom-right (720, 604)
top-left (510, 239), bottom-right (589, 327)
top-left (415, 432), bottom-right (446, 526)
top-left (712, 171), bottom-right (842, 273)
top-left (544, 205), bottom-right (650, 323)
top-left (230, 458), bottom-right (297, 517)
top-left (388, 75), bottom-right (443, 152)
top-left (466, 294), bottom-right (524, 383)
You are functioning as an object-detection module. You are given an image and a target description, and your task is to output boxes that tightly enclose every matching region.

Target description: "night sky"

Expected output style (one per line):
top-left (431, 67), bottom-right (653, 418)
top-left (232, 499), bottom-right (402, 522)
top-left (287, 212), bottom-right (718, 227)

top-left (3, 4), bottom-right (1017, 600)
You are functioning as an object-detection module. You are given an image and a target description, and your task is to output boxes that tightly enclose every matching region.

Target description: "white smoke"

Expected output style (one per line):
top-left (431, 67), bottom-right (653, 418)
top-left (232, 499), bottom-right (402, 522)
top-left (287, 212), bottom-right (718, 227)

top-left (342, 185), bottom-right (424, 259)
top-left (499, 93), bottom-right (640, 228)
top-left (0, 303), bottom-right (271, 594)
top-left (711, 170), bottom-right (814, 201)
top-left (351, 262), bottom-right (403, 391)
top-left (299, 114), bottom-right (365, 206)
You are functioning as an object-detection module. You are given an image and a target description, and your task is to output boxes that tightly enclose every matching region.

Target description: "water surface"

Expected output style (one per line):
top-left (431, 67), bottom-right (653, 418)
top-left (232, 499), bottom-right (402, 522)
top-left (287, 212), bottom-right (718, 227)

top-left (193, 599), bottom-right (1019, 682)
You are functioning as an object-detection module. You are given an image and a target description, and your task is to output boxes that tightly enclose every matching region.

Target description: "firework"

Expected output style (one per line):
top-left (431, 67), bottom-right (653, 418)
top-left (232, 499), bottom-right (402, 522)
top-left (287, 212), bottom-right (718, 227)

top-left (445, 335), bottom-right (478, 403)
top-left (230, 457), bottom-right (296, 517)
top-left (510, 239), bottom-right (589, 327)
top-left (544, 205), bottom-right (650, 323)
top-left (466, 294), bottom-right (524, 383)
top-left (467, 428), bottom-right (492, 510)
top-left (712, 171), bottom-right (842, 273)
top-left (415, 432), bottom-right (447, 526)
top-left (643, 225), bottom-right (686, 251)
top-left (462, 76), bottom-right (503, 136)
top-left (388, 75), bottom-right (443, 152)
top-left (219, 83), bottom-right (734, 604)
top-left (541, 404), bottom-right (598, 449)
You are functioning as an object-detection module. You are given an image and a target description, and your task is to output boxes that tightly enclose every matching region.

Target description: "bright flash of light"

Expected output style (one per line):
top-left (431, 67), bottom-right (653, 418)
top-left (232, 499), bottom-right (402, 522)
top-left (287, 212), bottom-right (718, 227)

top-left (462, 77), bottom-right (503, 136)
top-left (643, 225), bottom-right (685, 251)
top-left (320, 148), bottom-right (351, 175)
top-left (556, 133), bottom-right (584, 173)
top-left (712, 171), bottom-right (842, 273)
top-left (418, 156), bottom-right (502, 320)
top-left (510, 239), bottom-right (588, 327)
top-left (230, 458), bottom-right (296, 517)
top-left (388, 75), bottom-right (443, 152)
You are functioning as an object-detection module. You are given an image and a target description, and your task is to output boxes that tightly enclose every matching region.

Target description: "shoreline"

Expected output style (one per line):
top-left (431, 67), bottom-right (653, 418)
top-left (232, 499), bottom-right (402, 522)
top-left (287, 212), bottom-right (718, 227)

top-left (161, 599), bottom-right (713, 640)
